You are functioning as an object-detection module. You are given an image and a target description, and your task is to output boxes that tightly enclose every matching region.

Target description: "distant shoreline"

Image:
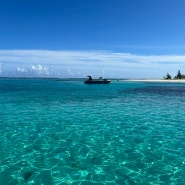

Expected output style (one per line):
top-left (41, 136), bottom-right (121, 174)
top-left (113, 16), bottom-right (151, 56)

top-left (122, 79), bottom-right (185, 83)
top-left (1, 77), bottom-right (185, 83)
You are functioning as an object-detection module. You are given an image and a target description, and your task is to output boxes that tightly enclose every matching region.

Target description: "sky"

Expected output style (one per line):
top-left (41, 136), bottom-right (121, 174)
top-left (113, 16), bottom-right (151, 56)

top-left (1, 0), bottom-right (185, 78)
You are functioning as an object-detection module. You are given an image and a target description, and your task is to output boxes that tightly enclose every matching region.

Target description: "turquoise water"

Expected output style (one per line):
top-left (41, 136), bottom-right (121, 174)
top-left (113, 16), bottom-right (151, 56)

top-left (0, 78), bottom-right (185, 185)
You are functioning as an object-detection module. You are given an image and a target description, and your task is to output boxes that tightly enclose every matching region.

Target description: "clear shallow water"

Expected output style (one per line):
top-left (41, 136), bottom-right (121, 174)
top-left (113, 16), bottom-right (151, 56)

top-left (0, 78), bottom-right (185, 185)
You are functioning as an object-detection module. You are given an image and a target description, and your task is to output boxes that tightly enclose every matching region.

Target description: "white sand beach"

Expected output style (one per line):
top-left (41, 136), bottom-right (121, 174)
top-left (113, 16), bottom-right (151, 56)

top-left (124, 79), bottom-right (185, 83)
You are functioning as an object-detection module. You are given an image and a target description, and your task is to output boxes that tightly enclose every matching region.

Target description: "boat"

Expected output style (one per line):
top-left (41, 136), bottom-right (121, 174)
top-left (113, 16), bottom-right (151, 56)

top-left (84, 76), bottom-right (111, 84)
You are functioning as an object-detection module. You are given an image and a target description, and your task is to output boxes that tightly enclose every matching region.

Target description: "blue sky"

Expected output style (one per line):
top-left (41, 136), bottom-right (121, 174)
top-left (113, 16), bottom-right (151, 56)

top-left (1, 0), bottom-right (185, 78)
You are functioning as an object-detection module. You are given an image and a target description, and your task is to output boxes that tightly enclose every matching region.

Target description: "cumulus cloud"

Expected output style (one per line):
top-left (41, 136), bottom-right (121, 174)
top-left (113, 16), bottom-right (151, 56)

top-left (29, 65), bottom-right (50, 75)
top-left (16, 64), bottom-right (50, 76)
top-left (16, 67), bottom-right (27, 73)
top-left (1, 49), bottom-right (185, 78)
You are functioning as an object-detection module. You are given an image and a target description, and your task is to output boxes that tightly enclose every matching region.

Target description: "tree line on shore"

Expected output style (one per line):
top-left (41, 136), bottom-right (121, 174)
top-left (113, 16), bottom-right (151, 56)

top-left (164, 70), bottom-right (185, 80)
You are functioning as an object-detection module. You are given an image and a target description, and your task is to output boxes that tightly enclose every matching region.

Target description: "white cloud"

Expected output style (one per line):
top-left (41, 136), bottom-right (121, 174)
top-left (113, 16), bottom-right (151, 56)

top-left (1, 49), bottom-right (185, 78)
top-left (0, 62), bottom-right (2, 74)
top-left (16, 67), bottom-right (27, 73)
top-left (29, 65), bottom-right (50, 75)
top-left (67, 68), bottom-right (73, 76)
top-left (16, 64), bottom-right (50, 76)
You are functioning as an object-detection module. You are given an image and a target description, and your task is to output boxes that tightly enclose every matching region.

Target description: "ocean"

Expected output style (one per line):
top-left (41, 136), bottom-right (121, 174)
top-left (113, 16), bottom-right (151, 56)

top-left (0, 78), bottom-right (185, 185)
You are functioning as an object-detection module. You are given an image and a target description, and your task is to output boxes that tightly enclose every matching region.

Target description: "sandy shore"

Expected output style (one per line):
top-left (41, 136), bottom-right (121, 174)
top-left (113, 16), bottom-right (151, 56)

top-left (122, 79), bottom-right (185, 83)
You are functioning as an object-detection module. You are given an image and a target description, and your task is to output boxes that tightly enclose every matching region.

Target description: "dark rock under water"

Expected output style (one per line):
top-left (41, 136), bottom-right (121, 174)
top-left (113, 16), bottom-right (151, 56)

top-left (23, 171), bottom-right (34, 181)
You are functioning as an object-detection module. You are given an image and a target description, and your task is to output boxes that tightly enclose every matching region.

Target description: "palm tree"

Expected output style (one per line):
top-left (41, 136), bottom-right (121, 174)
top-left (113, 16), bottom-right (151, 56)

top-left (174, 70), bottom-right (183, 79)
top-left (164, 72), bottom-right (172, 80)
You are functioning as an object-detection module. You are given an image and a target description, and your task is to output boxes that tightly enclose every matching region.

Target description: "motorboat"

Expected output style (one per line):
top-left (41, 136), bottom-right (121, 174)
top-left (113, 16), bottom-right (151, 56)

top-left (84, 76), bottom-right (111, 84)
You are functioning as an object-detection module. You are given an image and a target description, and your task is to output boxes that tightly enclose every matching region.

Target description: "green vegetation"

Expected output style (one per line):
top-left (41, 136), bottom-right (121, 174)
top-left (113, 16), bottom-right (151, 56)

top-left (164, 70), bottom-right (185, 80)
top-left (174, 70), bottom-right (185, 79)
top-left (164, 72), bottom-right (172, 80)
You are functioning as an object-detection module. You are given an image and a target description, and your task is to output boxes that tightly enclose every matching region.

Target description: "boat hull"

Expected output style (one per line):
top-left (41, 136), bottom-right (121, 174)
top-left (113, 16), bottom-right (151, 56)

top-left (84, 80), bottom-right (111, 84)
